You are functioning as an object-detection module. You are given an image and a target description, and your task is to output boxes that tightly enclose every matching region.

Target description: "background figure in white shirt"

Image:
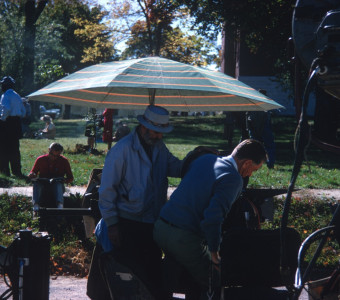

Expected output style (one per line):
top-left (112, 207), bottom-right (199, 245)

top-left (0, 76), bottom-right (26, 177)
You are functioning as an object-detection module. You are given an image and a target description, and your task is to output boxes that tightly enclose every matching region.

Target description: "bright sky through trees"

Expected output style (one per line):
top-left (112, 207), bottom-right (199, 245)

top-left (93, 0), bottom-right (221, 69)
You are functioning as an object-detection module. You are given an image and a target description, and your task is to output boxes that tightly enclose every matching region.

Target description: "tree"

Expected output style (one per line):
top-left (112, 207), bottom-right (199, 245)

top-left (160, 27), bottom-right (216, 67)
top-left (38, 0), bottom-right (115, 74)
top-left (23, 0), bottom-right (48, 95)
top-left (0, 0), bottom-right (116, 93)
top-left (34, 0), bottom-right (116, 118)
top-left (0, 1), bottom-right (26, 91)
top-left (105, 0), bottom-right (218, 66)
top-left (180, 0), bottom-right (296, 76)
top-left (106, 0), bottom-right (179, 57)
top-left (73, 11), bottom-right (114, 64)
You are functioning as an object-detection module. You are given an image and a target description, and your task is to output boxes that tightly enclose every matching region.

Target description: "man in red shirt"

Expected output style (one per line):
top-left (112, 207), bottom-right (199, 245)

top-left (28, 142), bottom-right (73, 211)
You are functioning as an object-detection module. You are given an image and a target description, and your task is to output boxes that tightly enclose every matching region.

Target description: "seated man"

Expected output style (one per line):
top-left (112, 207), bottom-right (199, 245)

top-left (153, 139), bottom-right (267, 299)
top-left (28, 143), bottom-right (73, 211)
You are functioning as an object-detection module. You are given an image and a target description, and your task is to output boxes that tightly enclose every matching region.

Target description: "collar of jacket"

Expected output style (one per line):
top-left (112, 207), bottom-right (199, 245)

top-left (131, 127), bottom-right (162, 163)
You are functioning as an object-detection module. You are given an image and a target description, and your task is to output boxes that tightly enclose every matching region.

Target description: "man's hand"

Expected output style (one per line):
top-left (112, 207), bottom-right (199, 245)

top-left (211, 251), bottom-right (221, 271)
top-left (28, 172), bottom-right (37, 179)
top-left (107, 224), bottom-right (121, 248)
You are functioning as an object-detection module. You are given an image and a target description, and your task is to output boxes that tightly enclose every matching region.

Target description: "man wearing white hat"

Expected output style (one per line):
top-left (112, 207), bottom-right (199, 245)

top-left (98, 105), bottom-right (182, 299)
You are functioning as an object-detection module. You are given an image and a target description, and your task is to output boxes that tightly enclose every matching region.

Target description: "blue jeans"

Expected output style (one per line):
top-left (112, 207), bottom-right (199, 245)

top-left (32, 181), bottom-right (65, 206)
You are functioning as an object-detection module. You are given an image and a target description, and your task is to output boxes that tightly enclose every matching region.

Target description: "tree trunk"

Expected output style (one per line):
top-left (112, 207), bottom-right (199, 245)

top-left (63, 104), bottom-right (71, 119)
top-left (221, 25), bottom-right (237, 78)
top-left (22, 0), bottom-right (48, 95)
top-left (23, 0), bottom-right (36, 95)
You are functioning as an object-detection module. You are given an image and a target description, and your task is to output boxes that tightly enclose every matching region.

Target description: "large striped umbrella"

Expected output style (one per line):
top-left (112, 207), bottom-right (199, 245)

top-left (28, 57), bottom-right (283, 112)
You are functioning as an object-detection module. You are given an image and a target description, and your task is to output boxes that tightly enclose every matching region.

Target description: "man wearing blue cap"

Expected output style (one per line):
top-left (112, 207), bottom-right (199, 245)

top-left (98, 105), bottom-right (182, 299)
top-left (0, 76), bottom-right (26, 177)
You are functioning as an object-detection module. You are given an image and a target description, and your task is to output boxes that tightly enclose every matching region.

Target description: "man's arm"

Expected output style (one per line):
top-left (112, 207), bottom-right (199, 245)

top-left (165, 146), bottom-right (182, 178)
top-left (20, 101), bottom-right (26, 118)
top-left (1, 94), bottom-right (10, 121)
top-left (99, 145), bottom-right (127, 248)
top-left (201, 174), bottom-right (243, 253)
top-left (28, 158), bottom-right (40, 178)
top-left (64, 159), bottom-right (74, 184)
top-left (98, 144), bottom-right (125, 227)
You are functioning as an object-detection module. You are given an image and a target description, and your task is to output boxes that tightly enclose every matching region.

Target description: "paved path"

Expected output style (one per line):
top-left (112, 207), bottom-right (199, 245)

top-left (1, 186), bottom-right (339, 201)
top-left (0, 275), bottom-right (310, 299)
top-left (0, 186), bottom-right (87, 198)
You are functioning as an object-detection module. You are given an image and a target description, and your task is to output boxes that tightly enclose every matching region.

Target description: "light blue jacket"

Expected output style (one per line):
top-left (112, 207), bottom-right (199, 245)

top-left (99, 127), bottom-right (182, 227)
top-left (0, 89), bottom-right (26, 121)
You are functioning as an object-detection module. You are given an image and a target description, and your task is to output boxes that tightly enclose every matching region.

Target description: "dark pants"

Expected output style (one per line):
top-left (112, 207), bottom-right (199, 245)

top-left (0, 117), bottom-right (22, 176)
top-left (0, 120), bottom-right (7, 175)
top-left (87, 244), bottom-right (111, 300)
top-left (114, 218), bottom-right (163, 300)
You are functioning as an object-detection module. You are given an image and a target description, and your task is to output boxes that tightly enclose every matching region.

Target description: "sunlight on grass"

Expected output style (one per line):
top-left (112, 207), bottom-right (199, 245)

top-left (3, 115), bottom-right (339, 189)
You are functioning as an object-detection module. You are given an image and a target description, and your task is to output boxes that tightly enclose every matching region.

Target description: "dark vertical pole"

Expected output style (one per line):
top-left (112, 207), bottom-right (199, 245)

top-left (221, 25), bottom-right (236, 77)
top-left (294, 54), bottom-right (303, 119)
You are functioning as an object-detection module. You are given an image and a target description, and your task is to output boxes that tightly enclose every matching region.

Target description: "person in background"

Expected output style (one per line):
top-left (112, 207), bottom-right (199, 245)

top-left (112, 121), bottom-right (130, 142)
top-left (36, 114), bottom-right (56, 139)
top-left (0, 76), bottom-right (26, 177)
top-left (102, 108), bottom-right (114, 150)
top-left (28, 143), bottom-right (73, 211)
top-left (247, 89), bottom-right (276, 168)
top-left (153, 139), bottom-right (267, 299)
top-left (223, 111), bottom-right (249, 149)
top-left (98, 105), bottom-right (182, 299)
top-left (21, 97), bottom-right (31, 137)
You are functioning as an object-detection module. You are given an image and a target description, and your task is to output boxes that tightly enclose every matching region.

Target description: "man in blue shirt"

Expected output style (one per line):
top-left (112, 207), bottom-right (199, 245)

top-left (154, 139), bottom-right (267, 299)
top-left (98, 105), bottom-right (182, 299)
top-left (0, 76), bottom-right (26, 177)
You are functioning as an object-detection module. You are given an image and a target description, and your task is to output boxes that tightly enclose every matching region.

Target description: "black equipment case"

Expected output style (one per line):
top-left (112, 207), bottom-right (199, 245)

top-left (220, 227), bottom-right (301, 287)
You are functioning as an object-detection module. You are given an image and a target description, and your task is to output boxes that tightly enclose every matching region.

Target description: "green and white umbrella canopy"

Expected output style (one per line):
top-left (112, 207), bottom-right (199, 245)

top-left (28, 57), bottom-right (284, 112)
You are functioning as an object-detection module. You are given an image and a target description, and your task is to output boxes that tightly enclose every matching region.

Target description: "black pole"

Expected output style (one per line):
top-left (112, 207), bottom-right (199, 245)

top-left (280, 68), bottom-right (318, 281)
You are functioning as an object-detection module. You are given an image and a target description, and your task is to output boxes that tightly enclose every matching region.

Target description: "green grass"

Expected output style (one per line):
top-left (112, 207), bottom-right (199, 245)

top-left (1, 114), bottom-right (339, 189)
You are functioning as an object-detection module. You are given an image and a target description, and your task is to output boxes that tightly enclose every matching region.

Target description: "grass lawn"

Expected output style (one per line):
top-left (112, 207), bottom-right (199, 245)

top-left (1, 114), bottom-right (339, 190)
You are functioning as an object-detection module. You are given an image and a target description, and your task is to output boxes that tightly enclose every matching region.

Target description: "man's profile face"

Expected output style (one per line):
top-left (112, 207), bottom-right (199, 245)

top-left (141, 126), bottom-right (163, 146)
top-left (239, 159), bottom-right (263, 178)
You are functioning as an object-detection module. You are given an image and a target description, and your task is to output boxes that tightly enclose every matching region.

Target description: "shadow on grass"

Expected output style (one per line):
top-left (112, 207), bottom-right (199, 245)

top-left (0, 177), bottom-right (14, 188)
top-left (167, 115), bottom-right (340, 171)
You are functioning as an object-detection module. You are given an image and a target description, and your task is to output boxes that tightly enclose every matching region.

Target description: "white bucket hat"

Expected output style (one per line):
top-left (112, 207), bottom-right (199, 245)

top-left (40, 114), bottom-right (52, 122)
top-left (137, 105), bottom-right (173, 133)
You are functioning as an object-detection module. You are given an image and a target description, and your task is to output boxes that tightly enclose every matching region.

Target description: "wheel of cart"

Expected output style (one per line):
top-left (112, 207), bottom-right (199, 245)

top-left (291, 203), bottom-right (340, 300)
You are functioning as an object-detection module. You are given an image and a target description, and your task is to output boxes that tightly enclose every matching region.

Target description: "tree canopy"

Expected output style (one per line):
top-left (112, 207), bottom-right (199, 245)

top-left (105, 0), bottom-right (218, 66)
top-left (0, 0), bottom-right (116, 95)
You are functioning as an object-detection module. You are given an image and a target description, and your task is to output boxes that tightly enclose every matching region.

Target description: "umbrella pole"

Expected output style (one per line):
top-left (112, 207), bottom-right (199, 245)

top-left (279, 67), bottom-right (319, 283)
top-left (148, 89), bottom-right (156, 105)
